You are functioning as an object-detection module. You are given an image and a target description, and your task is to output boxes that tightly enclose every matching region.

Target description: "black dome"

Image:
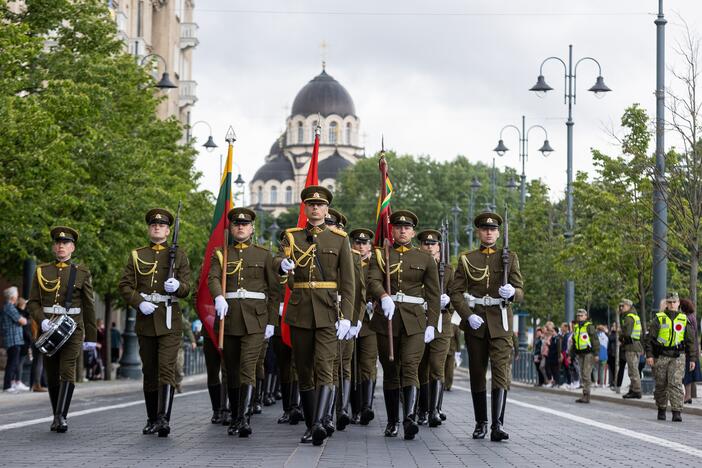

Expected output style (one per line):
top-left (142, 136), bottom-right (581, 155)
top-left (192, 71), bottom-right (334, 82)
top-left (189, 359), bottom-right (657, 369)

top-left (318, 150), bottom-right (352, 180)
top-left (252, 152), bottom-right (294, 183)
top-left (291, 69), bottom-right (356, 117)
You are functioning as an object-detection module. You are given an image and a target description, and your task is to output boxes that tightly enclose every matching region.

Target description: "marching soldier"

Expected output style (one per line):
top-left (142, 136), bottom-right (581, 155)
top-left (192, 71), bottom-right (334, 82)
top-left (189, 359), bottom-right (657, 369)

top-left (571, 309), bottom-right (599, 404)
top-left (202, 333), bottom-right (230, 425)
top-left (367, 210), bottom-right (440, 440)
top-left (416, 229), bottom-right (453, 428)
top-left (619, 299), bottom-right (643, 399)
top-left (349, 228), bottom-right (378, 426)
top-left (28, 227), bottom-right (97, 433)
top-left (208, 207), bottom-right (278, 437)
top-left (449, 212), bottom-right (523, 442)
top-left (445, 324), bottom-right (461, 392)
top-left (644, 292), bottom-right (699, 422)
top-left (276, 185), bottom-right (354, 446)
top-left (118, 208), bottom-right (191, 437)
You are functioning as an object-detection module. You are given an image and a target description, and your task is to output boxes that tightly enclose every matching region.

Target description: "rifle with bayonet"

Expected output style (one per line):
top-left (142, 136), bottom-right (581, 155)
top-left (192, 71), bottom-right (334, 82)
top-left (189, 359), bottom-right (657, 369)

top-left (166, 201), bottom-right (182, 330)
top-left (438, 219), bottom-right (449, 333)
top-left (500, 208), bottom-right (510, 332)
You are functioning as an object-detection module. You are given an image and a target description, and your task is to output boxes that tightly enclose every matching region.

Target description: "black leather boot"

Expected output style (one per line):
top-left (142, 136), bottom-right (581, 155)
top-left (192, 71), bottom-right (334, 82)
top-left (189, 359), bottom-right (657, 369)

top-left (278, 382), bottom-right (292, 424)
top-left (252, 378), bottom-right (264, 414)
top-left (657, 408), bottom-right (666, 420)
top-left (402, 386), bottom-right (419, 440)
top-left (336, 379), bottom-right (352, 431)
top-left (416, 382), bottom-right (429, 426)
top-left (383, 388), bottom-right (400, 437)
top-left (490, 389), bottom-right (508, 442)
top-left (350, 380), bottom-right (361, 424)
top-left (155, 385), bottom-right (174, 437)
top-left (274, 375), bottom-right (282, 400)
top-left (289, 381), bottom-right (304, 425)
top-left (299, 389), bottom-right (316, 443)
top-left (221, 383), bottom-right (231, 426)
top-left (471, 391), bottom-right (488, 439)
top-left (227, 387), bottom-right (240, 435)
top-left (437, 384), bottom-right (446, 421)
top-left (208, 385), bottom-right (222, 424)
top-left (311, 385), bottom-right (333, 445)
top-left (49, 385), bottom-right (59, 431)
top-left (263, 372), bottom-right (276, 406)
top-left (672, 411), bottom-right (682, 422)
top-left (237, 385), bottom-right (255, 437)
top-left (142, 390), bottom-right (158, 434)
top-left (428, 379), bottom-right (443, 427)
top-left (360, 380), bottom-right (375, 425)
top-left (53, 381), bottom-right (72, 433)
top-left (321, 385), bottom-right (336, 437)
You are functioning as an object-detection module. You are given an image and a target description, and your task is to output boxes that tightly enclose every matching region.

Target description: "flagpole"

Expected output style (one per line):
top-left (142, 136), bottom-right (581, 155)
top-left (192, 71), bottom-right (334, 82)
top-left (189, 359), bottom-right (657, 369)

top-left (378, 141), bottom-right (394, 363)
top-left (218, 127), bottom-right (236, 350)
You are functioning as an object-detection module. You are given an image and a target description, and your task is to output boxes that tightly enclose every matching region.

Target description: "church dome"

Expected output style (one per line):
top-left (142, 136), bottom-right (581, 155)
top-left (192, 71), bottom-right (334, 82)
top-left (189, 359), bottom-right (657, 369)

top-left (291, 69), bottom-right (356, 117)
top-left (318, 150), bottom-right (352, 180)
top-left (252, 151), bottom-right (294, 183)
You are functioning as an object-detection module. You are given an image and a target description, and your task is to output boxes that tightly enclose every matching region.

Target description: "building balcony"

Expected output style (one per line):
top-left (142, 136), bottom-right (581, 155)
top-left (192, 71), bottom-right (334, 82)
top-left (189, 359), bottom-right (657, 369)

top-left (179, 80), bottom-right (198, 107)
top-left (180, 22), bottom-right (199, 49)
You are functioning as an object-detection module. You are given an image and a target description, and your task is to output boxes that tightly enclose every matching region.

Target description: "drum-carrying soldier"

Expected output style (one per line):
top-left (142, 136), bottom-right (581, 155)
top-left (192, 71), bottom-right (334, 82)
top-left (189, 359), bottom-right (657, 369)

top-left (118, 208), bottom-right (191, 437)
top-left (208, 207), bottom-right (278, 437)
top-left (276, 185), bottom-right (354, 446)
top-left (28, 227), bottom-right (97, 433)
top-left (449, 212), bottom-right (523, 442)
top-left (367, 210), bottom-right (440, 440)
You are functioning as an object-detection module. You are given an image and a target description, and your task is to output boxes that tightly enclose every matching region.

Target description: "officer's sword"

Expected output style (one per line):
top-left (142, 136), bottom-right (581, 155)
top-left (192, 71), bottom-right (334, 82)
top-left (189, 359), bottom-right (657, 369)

top-left (500, 208), bottom-right (510, 332)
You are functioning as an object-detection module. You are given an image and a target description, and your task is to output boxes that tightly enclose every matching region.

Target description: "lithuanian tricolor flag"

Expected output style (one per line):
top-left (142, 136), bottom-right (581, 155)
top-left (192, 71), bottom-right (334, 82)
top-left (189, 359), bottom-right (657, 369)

top-left (374, 154), bottom-right (394, 246)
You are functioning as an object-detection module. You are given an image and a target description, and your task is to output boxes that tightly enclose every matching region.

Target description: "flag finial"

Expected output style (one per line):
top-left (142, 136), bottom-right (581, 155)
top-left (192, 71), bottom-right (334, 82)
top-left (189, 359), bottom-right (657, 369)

top-left (315, 113), bottom-right (322, 136)
top-left (225, 126), bottom-right (237, 144)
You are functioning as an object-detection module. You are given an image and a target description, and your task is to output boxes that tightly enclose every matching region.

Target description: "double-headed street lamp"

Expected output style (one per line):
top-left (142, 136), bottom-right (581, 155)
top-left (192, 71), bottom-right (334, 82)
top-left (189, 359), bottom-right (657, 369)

top-left (494, 116), bottom-right (554, 210)
top-left (530, 44), bottom-right (611, 323)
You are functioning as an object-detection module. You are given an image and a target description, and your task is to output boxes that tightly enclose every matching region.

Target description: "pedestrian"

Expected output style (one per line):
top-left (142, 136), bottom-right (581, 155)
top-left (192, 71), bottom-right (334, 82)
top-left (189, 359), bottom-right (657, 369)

top-left (2, 286), bottom-right (28, 393)
top-left (619, 299), bottom-right (643, 399)
top-left (596, 325), bottom-right (609, 387)
top-left (679, 299), bottom-right (701, 404)
top-left (118, 208), bottom-right (191, 437)
top-left (539, 323), bottom-right (552, 385)
top-left (27, 227), bottom-right (98, 432)
top-left (571, 309), bottom-right (599, 403)
top-left (368, 210), bottom-right (440, 440)
top-left (449, 211), bottom-right (524, 442)
top-left (644, 292), bottom-right (699, 421)
top-left (16, 297), bottom-right (33, 390)
top-left (533, 327), bottom-right (544, 386)
top-left (110, 322), bottom-right (121, 363)
top-left (607, 321), bottom-right (618, 389)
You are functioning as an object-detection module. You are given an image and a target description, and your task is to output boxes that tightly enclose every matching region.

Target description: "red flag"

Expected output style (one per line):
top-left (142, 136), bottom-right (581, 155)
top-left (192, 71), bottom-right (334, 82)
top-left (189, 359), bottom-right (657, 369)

top-left (195, 135), bottom-right (234, 346)
top-left (374, 153), bottom-right (394, 247)
top-left (280, 122), bottom-right (321, 346)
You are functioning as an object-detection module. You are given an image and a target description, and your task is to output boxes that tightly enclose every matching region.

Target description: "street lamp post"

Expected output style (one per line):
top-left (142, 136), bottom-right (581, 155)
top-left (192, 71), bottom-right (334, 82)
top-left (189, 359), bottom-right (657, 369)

top-left (255, 201), bottom-right (266, 244)
top-left (451, 203), bottom-right (461, 258)
top-left (490, 157), bottom-right (497, 212)
top-left (494, 116), bottom-right (554, 211)
top-left (530, 44), bottom-right (611, 323)
top-left (186, 120), bottom-right (218, 152)
top-left (139, 53), bottom-right (177, 89)
top-left (465, 177), bottom-right (482, 250)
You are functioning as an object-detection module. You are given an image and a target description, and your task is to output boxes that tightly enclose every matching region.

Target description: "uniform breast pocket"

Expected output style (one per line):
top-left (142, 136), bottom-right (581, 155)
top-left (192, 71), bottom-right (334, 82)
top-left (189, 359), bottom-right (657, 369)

top-left (407, 264), bottom-right (426, 281)
top-left (245, 263), bottom-right (264, 279)
top-left (320, 248), bottom-right (338, 271)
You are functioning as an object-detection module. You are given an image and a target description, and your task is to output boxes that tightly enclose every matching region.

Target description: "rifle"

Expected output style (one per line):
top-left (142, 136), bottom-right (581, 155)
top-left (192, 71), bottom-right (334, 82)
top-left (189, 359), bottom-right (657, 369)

top-left (500, 208), bottom-right (510, 331)
top-left (438, 219), bottom-right (449, 333)
top-left (166, 201), bottom-right (182, 330)
top-left (383, 237), bottom-right (394, 362)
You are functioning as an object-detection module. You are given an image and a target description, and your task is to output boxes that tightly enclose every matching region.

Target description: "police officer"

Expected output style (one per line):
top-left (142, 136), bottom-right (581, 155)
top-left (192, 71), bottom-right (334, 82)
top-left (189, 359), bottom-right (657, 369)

top-left (367, 210), bottom-right (440, 440)
top-left (571, 309), bottom-right (599, 404)
top-left (349, 228), bottom-right (378, 426)
top-left (276, 185), bottom-right (354, 446)
top-left (28, 226), bottom-right (97, 433)
top-left (208, 207), bottom-right (278, 437)
top-left (644, 292), bottom-right (699, 421)
top-left (619, 299), bottom-right (643, 399)
top-left (416, 229), bottom-right (453, 428)
top-left (118, 208), bottom-right (191, 437)
top-left (449, 212), bottom-right (523, 442)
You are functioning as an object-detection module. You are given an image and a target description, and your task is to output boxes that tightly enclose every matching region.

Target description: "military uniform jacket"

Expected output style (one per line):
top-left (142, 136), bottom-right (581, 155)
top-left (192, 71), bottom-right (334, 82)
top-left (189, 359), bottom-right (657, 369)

top-left (28, 260), bottom-right (97, 343)
top-left (277, 223), bottom-right (355, 329)
top-left (358, 256), bottom-right (375, 338)
top-left (437, 262), bottom-right (455, 338)
top-left (449, 324), bottom-right (461, 353)
top-left (367, 244), bottom-right (440, 337)
top-left (620, 312), bottom-right (643, 353)
top-left (208, 240), bottom-right (278, 336)
top-left (448, 246), bottom-right (524, 339)
top-left (351, 249), bottom-right (366, 324)
top-left (644, 309), bottom-right (699, 360)
top-left (118, 242), bottom-right (191, 337)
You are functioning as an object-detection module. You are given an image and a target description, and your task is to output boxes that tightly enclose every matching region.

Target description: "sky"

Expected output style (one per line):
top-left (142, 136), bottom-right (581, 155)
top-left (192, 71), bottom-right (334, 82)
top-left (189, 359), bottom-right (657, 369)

top-left (189, 0), bottom-right (702, 203)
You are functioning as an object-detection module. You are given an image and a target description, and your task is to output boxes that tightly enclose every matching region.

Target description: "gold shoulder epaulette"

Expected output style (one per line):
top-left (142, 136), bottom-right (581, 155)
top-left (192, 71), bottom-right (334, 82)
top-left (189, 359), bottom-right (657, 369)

top-left (351, 248), bottom-right (361, 255)
top-left (76, 263), bottom-right (90, 272)
top-left (38, 262), bottom-right (52, 268)
top-left (286, 227), bottom-right (303, 233)
top-left (328, 226), bottom-right (348, 237)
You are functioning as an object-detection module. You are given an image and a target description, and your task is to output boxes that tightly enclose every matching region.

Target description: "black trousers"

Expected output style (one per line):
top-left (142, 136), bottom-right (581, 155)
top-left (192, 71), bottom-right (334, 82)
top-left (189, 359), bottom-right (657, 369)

top-left (3, 345), bottom-right (21, 390)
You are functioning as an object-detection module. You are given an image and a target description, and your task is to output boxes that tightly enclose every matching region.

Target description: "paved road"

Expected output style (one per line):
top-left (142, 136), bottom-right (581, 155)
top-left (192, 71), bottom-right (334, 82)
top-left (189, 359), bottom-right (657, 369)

top-left (2, 371), bottom-right (702, 467)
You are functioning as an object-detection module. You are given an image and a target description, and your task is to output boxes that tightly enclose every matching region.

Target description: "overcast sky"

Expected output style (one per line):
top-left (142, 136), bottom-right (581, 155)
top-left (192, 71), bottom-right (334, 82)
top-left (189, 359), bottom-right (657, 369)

top-left (189, 0), bottom-right (702, 203)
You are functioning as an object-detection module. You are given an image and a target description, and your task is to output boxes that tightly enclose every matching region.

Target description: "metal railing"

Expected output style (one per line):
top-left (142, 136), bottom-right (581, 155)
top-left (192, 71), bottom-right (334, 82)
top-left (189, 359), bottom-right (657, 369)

top-left (182, 344), bottom-right (205, 376)
top-left (512, 349), bottom-right (538, 384)
top-left (180, 22), bottom-right (199, 49)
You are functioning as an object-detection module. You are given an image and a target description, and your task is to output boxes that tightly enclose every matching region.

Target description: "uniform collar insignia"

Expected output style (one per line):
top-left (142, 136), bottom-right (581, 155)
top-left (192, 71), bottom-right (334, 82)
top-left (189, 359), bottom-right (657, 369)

top-left (394, 244), bottom-right (411, 253)
top-left (151, 243), bottom-right (167, 251)
top-left (307, 223), bottom-right (326, 234)
top-left (480, 246), bottom-right (496, 255)
top-left (55, 261), bottom-right (69, 268)
top-left (235, 241), bottom-right (250, 249)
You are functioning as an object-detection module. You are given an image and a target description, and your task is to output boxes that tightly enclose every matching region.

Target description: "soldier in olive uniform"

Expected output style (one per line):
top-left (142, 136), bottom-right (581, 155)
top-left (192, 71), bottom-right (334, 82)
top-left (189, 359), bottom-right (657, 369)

top-left (570, 309), bottom-right (599, 404)
top-left (208, 207), bottom-right (278, 437)
top-left (276, 185), bottom-right (354, 446)
top-left (644, 292), bottom-right (699, 422)
top-left (416, 229), bottom-right (453, 428)
top-left (349, 228), bottom-right (378, 426)
top-left (367, 210), bottom-right (440, 440)
top-left (118, 208), bottom-right (191, 437)
top-left (28, 227), bottom-right (97, 433)
top-left (448, 212), bottom-right (523, 442)
top-left (619, 299), bottom-right (643, 399)
top-left (445, 324), bottom-right (461, 391)
top-left (202, 333), bottom-right (230, 425)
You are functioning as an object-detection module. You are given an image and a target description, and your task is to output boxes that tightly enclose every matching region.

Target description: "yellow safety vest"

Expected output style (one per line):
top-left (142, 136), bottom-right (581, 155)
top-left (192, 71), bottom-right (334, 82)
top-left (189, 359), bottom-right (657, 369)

top-left (573, 321), bottom-right (592, 351)
top-left (623, 312), bottom-right (642, 341)
top-left (655, 311), bottom-right (686, 348)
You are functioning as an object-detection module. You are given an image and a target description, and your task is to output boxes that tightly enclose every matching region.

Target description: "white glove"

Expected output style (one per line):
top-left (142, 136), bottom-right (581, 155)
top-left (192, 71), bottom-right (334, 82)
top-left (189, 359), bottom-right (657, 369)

top-left (41, 319), bottom-right (52, 332)
top-left (498, 283), bottom-right (515, 299)
top-left (347, 320), bottom-right (362, 339)
top-left (280, 258), bottom-right (295, 273)
top-left (366, 301), bottom-right (374, 314)
top-left (380, 295), bottom-right (395, 321)
top-left (355, 320), bottom-right (362, 336)
top-left (139, 301), bottom-right (157, 315)
top-left (424, 325), bottom-right (435, 343)
top-left (278, 303), bottom-right (284, 317)
top-left (468, 314), bottom-right (484, 330)
top-left (454, 351), bottom-right (463, 367)
top-left (164, 277), bottom-right (180, 293)
top-left (336, 319), bottom-right (351, 340)
top-left (464, 293), bottom-right (476, 308)
top-left (214, 295), bottom-right (228, 320)
top-left (440, 294), bottom-right (450, 309)
top-left (83, 342), bottom-right (97, 351)
top-left (264, 324), bottom-right (275, 340)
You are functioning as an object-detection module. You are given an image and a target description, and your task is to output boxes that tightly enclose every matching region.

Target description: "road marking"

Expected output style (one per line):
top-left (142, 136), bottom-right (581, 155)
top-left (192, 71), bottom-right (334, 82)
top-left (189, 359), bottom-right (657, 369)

top-left (0, 389), bottom-right (207, 432)
top-left (452, 385), bottom-right (702, 459)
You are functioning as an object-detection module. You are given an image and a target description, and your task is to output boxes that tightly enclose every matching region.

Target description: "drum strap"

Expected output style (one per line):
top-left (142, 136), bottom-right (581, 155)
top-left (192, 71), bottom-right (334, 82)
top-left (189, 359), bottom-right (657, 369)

top-left (63, 264), bottom-right (78, 310)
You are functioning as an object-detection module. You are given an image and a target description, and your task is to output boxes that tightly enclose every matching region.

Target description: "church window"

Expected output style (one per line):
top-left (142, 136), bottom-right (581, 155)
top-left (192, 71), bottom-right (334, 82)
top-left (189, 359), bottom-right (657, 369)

top-left (329, 122), bottom-right (338, 144)
top-left (285, 186), bottom-right (293, 204)
top-left (345, 122), bottom-right (352, 145)
top-left (297, 122), bottom-right (304, 143)
top-left (270, 186), bottom-right (278, 204)
top-left (257, 187), bottom-right (263, 205)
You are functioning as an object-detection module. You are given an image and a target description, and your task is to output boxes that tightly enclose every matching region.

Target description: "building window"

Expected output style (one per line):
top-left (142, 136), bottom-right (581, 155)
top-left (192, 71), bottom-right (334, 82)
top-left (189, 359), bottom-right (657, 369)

top-left (297, 122), bottom-right (304, 143)
top-left (329, 122), bottom-right (338, 144)
top-left (345, 122), bottom-right (352, 145)
top-left (311, 120), bottom-right (318, 141)
top-left (285, 186), bottom-right (293, 204)
top-left (257, 187), bottom-right (263, 205)
top-left (270, 186), bottom-right (278, 205)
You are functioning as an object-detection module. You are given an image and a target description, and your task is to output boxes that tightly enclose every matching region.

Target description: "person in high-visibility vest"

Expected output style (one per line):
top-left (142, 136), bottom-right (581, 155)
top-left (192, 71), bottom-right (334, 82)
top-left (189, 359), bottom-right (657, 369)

top-left (644, 292), bottom-right (698, 422)
top-left (619, 299), bottom-right (643, 399)
top-left (570, 309), bottom-right (599, 404)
